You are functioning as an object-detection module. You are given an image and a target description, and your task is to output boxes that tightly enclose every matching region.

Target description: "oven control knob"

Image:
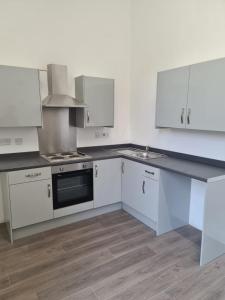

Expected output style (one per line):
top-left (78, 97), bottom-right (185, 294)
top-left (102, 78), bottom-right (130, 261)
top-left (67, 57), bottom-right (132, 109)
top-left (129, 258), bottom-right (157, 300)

top-left (59, 167), bottom-right (64, 172)
top-left (83, 164), bottom-right (86, 169)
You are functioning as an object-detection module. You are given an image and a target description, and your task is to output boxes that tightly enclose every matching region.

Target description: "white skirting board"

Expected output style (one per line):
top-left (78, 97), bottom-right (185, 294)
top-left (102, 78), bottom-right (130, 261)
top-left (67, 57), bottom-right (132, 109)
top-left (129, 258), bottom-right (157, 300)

top-left (12, 202), bottom-right (122, 240)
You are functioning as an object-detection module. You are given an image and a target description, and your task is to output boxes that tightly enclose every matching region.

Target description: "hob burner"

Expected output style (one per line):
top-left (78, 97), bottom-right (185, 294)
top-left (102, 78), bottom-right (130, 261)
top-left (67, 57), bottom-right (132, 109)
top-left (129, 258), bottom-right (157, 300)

top-left (60, 152), bottom-right (74, 156)
top-left (50, 156), bottom-right (64, 160)
top-left (41, 151), bottom-right (91, 163)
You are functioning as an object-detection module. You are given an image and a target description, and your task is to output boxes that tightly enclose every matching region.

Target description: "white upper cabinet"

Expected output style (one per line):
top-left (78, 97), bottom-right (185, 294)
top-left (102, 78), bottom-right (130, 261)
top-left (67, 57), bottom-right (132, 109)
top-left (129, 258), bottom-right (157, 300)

top-left (75, 76), bottom-right (114, 128)
top-left (156, 57), bottom-right (225, 132)
top-left (187, 58), bottom-right (225, 131)
top-left (155, 66), bottom-right (189, 129)
top-left (0, 65), bottom-right (42, 127)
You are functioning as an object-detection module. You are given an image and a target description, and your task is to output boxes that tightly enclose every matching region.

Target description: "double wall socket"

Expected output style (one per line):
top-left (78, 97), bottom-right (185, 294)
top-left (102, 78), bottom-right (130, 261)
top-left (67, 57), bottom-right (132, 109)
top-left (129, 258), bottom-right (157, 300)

top-left (95, 128), bottom-right (109, 138)
top-left (0, 138), bottom-right (24, 146)
top-left (0, 138), bottom-right (11, 146)
top-left (15, 138), bottom-right (23, 145)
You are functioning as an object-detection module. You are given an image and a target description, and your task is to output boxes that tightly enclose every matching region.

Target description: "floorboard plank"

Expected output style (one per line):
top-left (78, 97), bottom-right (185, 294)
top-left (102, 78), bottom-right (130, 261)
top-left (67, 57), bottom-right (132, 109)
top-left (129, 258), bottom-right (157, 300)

top-left (37, 246), bottom-right (155, 300)
top-left (165, 254), bottom-right (225, 300)
top-left (62, 288), bottom-right (98, 300)
top-left (92, 238), bottom-right (199, 300)
top-left (0, 210), bottom-right (224, 300)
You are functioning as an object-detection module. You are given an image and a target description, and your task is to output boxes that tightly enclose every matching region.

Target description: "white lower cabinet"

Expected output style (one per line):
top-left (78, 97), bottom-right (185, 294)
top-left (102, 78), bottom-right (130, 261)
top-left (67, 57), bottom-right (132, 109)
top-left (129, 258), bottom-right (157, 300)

top-left (122, 159), bottom-right (141, 208)
top-left (8, 167), bottom-right (53, 229)
top-left (93, 158), bottom-right (121, 208)
top-left (4, 158), bottom-right (160, 238)
top-left (122, 159), bottom-right (159, 227)
top-left (138, 175), bottom-right (158, 222)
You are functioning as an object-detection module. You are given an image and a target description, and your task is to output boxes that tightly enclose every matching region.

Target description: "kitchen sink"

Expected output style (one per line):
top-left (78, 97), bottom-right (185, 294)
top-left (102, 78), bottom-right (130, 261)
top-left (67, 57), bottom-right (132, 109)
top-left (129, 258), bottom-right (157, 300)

top-left (136, 151), bottom-right (157, 159)
top-left (117, 149), bottom-right (166, 160)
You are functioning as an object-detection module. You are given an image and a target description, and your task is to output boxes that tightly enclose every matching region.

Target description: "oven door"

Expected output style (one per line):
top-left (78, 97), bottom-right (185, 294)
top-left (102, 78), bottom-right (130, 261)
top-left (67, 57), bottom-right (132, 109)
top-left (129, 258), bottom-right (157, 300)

top-left (52, 169), bottom-right (93, 209)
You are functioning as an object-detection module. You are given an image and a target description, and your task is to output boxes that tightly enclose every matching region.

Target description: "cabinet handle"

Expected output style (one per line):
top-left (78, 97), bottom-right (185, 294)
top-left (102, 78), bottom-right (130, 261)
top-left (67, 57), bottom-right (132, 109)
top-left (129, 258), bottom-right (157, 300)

top-left (145, 170), bottom-right (154, 175)
top-left (95, 165), bottom-right (98, 178)
top-left (121, 161), bottom-right (125, 174)
top-left (25, 172), bottom-right (41, 178)
top-left (180, 108), bottom-right (184, 124)
top-left (47, 184), bottom-right (51, 198)
top-left (142, 180), bottom-right (145, 194)
top-left (87, 110), bottom-right (90, 123)
top-left (187, 108), bottom-right (191, 125)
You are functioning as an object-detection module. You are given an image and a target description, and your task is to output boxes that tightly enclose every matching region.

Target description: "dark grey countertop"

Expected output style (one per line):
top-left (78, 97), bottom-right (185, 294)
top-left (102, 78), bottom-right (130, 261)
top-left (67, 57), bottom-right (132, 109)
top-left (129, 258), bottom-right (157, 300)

top-left (0, 153), bottom-right (49, 172)
top-left (121, 155), bottom-right (225, 182)
top-left (82, 148), bottom-right (225, 182)
top-left (0, 149), bottom-right (120, 173)
top-left (1, 147), bottom-right (225, 182)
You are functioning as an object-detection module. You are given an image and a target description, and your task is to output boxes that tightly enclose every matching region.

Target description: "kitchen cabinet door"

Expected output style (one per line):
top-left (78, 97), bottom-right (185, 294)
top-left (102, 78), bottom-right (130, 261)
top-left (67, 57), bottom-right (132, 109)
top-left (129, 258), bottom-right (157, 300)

top-left (187, 58), bottom-right (225, 131)
top-left (122, 159), bottom-right (159, 223)
top-left (0, 65), bottom-right (42, 127)
top-left (10, 179), bottom-right (53, 229)
top-left (75, 76), bottom-right (114, 128)
top-left (155, 66), bottom-right (190, 128)
top-left (139, 175), bottom-right (159, 222)
top-left (121, 159), bottom-right (141, 209)
top-left (94, 158), bottom-right (121, 208)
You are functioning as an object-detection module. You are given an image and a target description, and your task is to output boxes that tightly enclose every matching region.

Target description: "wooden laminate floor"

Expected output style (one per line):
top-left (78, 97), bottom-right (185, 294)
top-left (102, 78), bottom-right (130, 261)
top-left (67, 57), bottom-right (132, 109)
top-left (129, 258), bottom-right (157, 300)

top-left (0, 210), bottom-right (225, 300)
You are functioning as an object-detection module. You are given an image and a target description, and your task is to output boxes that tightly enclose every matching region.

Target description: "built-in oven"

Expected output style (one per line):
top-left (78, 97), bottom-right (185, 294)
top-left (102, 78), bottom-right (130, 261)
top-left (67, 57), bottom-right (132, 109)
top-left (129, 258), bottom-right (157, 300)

top-left (52, 162), bottom-right (93, 210)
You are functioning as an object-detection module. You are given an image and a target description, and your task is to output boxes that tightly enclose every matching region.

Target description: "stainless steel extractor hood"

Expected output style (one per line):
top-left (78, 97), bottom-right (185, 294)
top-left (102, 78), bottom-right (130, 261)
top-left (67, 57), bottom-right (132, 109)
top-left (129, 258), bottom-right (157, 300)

top-left (42, 64), bottom-right (86, 108)
top-left (38, 107), bottom-right (77, 154)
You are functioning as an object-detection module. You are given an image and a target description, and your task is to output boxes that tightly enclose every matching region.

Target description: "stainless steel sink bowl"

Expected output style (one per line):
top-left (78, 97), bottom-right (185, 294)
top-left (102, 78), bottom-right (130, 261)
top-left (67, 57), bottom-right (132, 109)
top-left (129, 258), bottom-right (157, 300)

top-left (117, 149), bottom-right (166, 160)
top-left (135, 151), bottom-right (152, 159)
top-left (135, 151), bottom-right (165, 159)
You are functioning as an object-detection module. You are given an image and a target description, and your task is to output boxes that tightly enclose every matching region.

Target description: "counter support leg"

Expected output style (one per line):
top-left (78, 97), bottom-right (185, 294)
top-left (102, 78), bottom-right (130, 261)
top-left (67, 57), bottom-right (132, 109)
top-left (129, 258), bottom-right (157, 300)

top-left (157, 170), bottom-right (191, 235)
top-left (200, 178), bottom-right (225, 266)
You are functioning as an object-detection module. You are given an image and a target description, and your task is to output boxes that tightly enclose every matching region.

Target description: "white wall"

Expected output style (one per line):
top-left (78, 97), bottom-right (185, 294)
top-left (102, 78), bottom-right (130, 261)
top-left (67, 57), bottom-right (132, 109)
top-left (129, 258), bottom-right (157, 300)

top-left (130, 0), bottom-right (225, 161)
top-left (0, 0), bottom-right (131, 222)
top-left (3, 0), bottom-right (225, 156)
top-left (0, 0), bottom-right (131, 153)
top-left (0, 128), bottom-right (39, 154)
top-left (1, 1), bottom-right (225, 223)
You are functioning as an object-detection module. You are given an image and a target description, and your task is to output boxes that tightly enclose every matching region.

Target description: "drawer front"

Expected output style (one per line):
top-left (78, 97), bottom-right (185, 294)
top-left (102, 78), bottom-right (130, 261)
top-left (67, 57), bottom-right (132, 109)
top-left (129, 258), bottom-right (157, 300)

top-left (8, 167), bottom-right (51, 185)
top-left (142, 166), bottom-right (159, 180)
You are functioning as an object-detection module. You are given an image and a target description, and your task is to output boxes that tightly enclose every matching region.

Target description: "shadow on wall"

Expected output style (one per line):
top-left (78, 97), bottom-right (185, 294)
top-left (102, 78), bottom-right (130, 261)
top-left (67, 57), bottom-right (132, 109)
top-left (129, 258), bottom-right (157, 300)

top-left (150, 128), bottom-right (225, 162)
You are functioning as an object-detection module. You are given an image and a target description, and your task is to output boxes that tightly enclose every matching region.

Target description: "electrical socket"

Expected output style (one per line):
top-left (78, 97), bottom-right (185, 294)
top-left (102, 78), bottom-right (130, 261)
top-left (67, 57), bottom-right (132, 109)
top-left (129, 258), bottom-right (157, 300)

top-left (102, 131), bottom-right (109, 137)
top-left (0, 138), bottom-right (11, 146)
top-left (95, 129), bottom-right (109, 138)
top-left (15, 138), bottom-right (23, 145)
top-left (95, 131), bottom-right (100, 138)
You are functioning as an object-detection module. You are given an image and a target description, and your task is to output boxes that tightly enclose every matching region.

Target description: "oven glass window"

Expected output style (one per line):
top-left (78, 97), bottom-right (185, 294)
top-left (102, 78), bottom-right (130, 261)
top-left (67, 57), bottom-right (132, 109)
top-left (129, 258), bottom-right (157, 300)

top-left (53, 169), bottom-right (93, 209)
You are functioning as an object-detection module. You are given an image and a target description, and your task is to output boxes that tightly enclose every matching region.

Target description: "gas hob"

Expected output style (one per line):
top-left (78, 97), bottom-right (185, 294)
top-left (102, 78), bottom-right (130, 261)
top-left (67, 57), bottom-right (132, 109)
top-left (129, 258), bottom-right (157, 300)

top-left (41, 151), bottom-right (91, 163)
